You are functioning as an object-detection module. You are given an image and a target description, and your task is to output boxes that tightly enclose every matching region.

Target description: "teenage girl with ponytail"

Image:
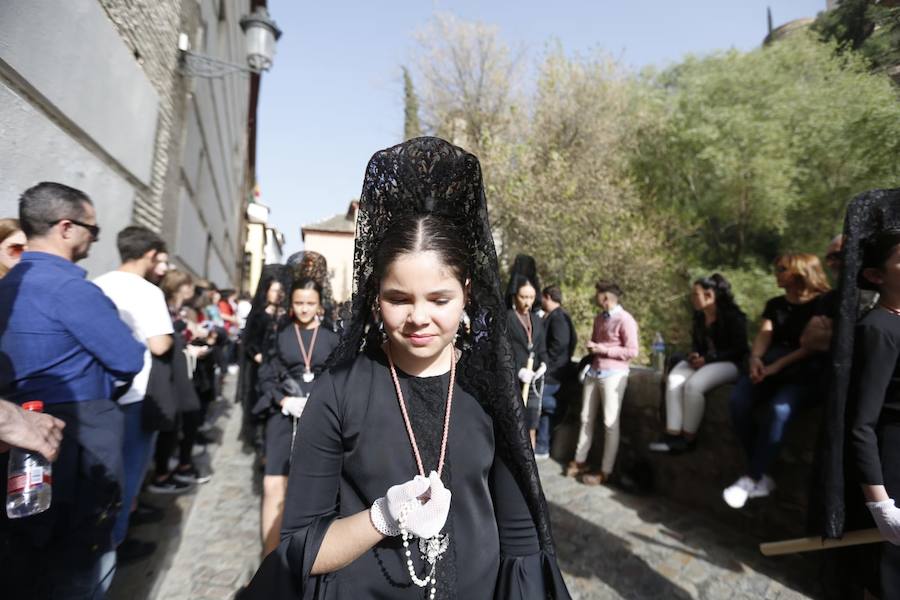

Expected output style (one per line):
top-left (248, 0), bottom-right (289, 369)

top-left (649, 274), bottom-right (748, 454)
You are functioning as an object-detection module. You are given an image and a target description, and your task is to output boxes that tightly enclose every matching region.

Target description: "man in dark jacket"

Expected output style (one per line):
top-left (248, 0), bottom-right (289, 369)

top-left (537, 285), bottom-right (577, 458)
top-left (0, 182), bottom-right (145, 599)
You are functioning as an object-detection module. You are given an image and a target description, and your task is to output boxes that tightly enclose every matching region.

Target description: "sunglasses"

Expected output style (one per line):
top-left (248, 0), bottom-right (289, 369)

top-left (3, 243), bottom-right (25, 258)
top-left (825, 251), bottom-right (842, 262)
top-left (774, 266), bottom-right (789, 273)
top-left (51, 218), bottom-right (100, 240)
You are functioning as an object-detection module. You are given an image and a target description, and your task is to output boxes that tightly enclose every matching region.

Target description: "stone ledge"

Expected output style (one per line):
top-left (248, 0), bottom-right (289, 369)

top-left (550, 367), bottom-right (821, 539)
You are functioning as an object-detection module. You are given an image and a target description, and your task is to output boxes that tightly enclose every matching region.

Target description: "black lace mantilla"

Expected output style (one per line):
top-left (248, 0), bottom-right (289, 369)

top-left (328, 137), bottom-right (558, 554)
top-left (287, 250), bottom-right (337, 330)
top-left (824, 188), bottom-right (900, 538)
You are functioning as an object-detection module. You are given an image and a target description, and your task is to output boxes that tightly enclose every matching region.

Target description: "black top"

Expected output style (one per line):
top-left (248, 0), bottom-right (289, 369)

top-left (240, 349), bottom-right (568, 599)
top-left (690, 308), bottom-right (748, 365)
top-left (849, 307), bottom-right (900, 486)
top-left (506, 309), bottom-right (548, 370)
top-left (542, 308), bottom-right (575, 385)
top-left (761, 295), bottom-right (821, 351)
top-left (255, 324), bottom-right (340, 416)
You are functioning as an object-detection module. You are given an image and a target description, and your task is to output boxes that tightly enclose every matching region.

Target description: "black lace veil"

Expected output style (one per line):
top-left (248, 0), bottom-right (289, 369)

top-left (329, 136), bottom-right (558, 553)
top-left (823, 188), bottom-right (900, 538)
top-left (505, 254), bottom-right (542, 312)
top-left (287, 250), bottom-right (336, 330)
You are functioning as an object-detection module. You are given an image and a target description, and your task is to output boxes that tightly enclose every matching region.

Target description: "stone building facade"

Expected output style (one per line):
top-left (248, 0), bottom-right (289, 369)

top-left (301, 201), bottom-right (358, 303)
top-left (0, 0), bottom-right (267, 286)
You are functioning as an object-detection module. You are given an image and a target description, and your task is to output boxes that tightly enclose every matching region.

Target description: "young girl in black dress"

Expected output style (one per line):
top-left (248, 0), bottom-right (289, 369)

top-left (241, 137), bottom-right (569, 599)
top-left (256, 278), bottom-right (340, 556)
top-left (507, 275), bottom-right (548, 450)
top-left (850, 229), bottom-right (900, 595)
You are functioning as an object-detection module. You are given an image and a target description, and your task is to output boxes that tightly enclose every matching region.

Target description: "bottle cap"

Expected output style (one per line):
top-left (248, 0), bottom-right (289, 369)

top-left (22, 401), bottom-right (44, 412)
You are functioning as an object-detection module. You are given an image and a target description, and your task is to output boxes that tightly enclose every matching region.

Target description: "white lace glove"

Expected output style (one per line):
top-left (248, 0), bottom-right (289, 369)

top-left (281, 396), bottom-right (307, 419)
top-left (533, 362), bottom-right (547, 380)
top-left (370, 475), bottom-right (430, 536)
top-left (370, 472), bottom-right (451, 539)
top-left (867, 499), bottom-right (900, 545)
top-left (518, 368), bottom-right (535, 383)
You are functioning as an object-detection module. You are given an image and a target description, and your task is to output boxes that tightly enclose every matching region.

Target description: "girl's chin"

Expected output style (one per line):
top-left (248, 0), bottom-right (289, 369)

top-left (390, 336), bottom-right (452, 356)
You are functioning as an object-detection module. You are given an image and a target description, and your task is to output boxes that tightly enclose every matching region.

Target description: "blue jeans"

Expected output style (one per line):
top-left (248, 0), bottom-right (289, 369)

top-left (112, 401), bottom-right (156, 546)
top-left (535, 383), bottom-right (560, 455)
top-left (729, 375), bottom-right (814, 480)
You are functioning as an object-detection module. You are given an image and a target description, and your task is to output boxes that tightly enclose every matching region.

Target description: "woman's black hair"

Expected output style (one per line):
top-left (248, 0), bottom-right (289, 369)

top-left (858, 228), bottom-right (900, 291)
top-left (291, 276), bottom-right (323, 299)
top-left (510, 274), bottom-right (536, 294)
top-left (374, 213), bottom-right (469, 286)
top-left (693, 273), bottom-right (743, 315)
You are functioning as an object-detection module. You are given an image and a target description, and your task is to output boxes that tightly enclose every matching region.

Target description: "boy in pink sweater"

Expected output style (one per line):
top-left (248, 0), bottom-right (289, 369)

top-left (567, 280), bottom-right (640, 485)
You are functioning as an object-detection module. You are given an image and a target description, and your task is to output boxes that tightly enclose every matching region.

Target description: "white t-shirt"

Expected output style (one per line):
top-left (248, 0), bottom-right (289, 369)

top-left (94, 270), bottom-right (174, 405)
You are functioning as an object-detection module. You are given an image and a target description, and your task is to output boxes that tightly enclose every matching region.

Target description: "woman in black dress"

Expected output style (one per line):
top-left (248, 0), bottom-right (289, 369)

top-left (237, 266), bottom-right (291, 445)
top-left (507, 275), bottom-right (549, 450)
top-left (849, 229), bottom-right (900, 595)
top-left (241, 137), bottom-right (570, 599)
top-left (256, 278), bottom-right (340, 555)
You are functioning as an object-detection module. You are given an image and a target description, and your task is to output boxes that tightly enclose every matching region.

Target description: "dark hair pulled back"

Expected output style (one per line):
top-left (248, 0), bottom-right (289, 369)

top-left (292, 276), bottom-right (323, 298)
top-left (374, 213), bottom-right (469, 287)
top-left (859, 228), bottom-right (900, 291)
top-left (693, 273), bottom-right (742, 315)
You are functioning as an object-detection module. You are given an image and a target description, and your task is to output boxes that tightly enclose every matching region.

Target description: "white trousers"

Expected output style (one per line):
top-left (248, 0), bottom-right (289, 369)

top-left (665, 360), bottom-right (739, 434)
top-left (574, 371), bottom-right (629, 474)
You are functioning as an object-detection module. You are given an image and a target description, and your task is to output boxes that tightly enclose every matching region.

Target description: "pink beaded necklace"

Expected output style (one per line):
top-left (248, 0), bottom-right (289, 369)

top-left (386, 344), bottom-right (455, 478)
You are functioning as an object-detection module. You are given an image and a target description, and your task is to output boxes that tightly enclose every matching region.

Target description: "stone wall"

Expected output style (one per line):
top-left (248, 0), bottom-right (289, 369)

top-left (0, 0), bottom-right (253, 285)
top-left (550, 367), bottom-right (822, 539)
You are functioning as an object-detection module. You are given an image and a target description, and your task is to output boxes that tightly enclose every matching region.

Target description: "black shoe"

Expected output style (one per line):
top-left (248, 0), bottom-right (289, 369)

top-left (117, 538), bottom-right (157, 565)
top-left (130, 502), bottom-right (165, 526)
top-left (195, 431), bottom-right (215, 445)
top-left (173, 464), bottom-right (212, 484)
top-left (146, 473), bottom-right (194, 495)
top-left (648, 434), bottom-right (691, 453)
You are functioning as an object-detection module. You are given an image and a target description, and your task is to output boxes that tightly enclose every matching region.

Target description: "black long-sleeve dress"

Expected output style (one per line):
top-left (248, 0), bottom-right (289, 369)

top-left (506, 309), bottom-right (549, 429)
top-left (255, 324), bottom-right (340, 476)
top-left (240, 348), bottom-right (568, 599)
top-left (848, 307), bottom-right (900, 592)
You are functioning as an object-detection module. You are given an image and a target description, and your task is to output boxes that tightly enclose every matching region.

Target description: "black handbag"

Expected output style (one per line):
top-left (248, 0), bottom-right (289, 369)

top-left (142, 351), bottom-right (178, 432)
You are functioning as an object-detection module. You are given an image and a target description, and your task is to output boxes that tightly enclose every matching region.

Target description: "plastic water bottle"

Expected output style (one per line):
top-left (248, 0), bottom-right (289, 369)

top-left (6, 401), bottom-right (52, 519)
top-left (651, 332), bottom-right (666, 373)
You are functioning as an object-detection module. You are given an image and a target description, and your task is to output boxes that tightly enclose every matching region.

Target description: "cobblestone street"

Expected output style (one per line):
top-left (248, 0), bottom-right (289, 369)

top-left (111, 376), bottom-right (820, 600)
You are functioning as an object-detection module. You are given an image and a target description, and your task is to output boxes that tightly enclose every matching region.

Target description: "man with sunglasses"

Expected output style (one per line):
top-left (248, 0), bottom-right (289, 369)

top-left (0, 182), bottom-right (145, 598)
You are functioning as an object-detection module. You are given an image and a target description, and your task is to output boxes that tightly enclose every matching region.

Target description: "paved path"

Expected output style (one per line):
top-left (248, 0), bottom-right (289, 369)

top-left (152, 394), bottom-right (261, 600)
top-left (114, 383), bottom-right (820, 599)
top-left (538, 459), bottom-right (818, 599)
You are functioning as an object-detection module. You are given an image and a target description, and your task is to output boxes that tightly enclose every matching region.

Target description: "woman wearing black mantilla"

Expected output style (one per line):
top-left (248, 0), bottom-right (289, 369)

top-left (239, 137), bottom-right (571, 599)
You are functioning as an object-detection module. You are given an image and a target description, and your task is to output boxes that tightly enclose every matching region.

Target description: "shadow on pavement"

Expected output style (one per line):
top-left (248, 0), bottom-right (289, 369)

top-left (549, 501), bottom-right (694, 599)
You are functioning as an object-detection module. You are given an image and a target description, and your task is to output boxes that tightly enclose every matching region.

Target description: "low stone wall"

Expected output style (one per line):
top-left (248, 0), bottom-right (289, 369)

top-left (549, 367), bottom-right (822, 539)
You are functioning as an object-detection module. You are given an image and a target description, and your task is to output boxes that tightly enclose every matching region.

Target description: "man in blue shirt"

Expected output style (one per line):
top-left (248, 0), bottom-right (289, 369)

top-left (0, 182), bottom-right (145, 599)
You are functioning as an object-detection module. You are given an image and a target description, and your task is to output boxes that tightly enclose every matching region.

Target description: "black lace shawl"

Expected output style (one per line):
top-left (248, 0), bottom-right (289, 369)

top-left (236, 265), bottom-right (293, 412)
top-left (505, 254), bottom-right (542, 313)
top-left (823, 188), bottom-right (900, 538)
top-left (286, 250), bottom-right (337, 330)
top-left (328, 137), bottom-right (559, 555)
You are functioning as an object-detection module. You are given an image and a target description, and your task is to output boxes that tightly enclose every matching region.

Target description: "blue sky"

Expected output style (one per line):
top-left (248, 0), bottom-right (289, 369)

top-left (256, 0), bottom-right (826, 256)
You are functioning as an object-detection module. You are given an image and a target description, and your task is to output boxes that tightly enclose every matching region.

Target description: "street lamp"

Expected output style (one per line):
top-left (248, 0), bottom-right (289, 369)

top-left (178, 6), bottom-right (282, 79)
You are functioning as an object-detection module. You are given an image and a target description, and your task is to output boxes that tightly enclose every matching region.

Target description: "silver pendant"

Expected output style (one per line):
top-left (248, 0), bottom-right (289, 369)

top-left (418, 534), bottom-right (449, 566)
top-left (302, 370), bottom-right (315, 383)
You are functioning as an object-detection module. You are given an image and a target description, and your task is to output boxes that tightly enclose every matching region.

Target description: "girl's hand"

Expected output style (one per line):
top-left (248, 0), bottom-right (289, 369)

top-left (867, 500), bottom-right (900, 545)
top-left (749, 357), bottom-right (765, 383)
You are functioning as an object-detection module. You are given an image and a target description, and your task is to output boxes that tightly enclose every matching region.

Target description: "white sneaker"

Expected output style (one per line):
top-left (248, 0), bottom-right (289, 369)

top-left (723, 475), bottom-right (776, 508)
top-left (748, 475), bottom-right (776, 500)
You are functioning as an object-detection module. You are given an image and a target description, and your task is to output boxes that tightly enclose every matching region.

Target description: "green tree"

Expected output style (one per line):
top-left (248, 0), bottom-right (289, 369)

top-left (485, 49), bottom-right (683, 352)
top-left (814, 0), bottom-right (900, 76)
top-left (632, 32), bottom-right (900, 268)
top-left (402, 66), bottom-right (421, 141)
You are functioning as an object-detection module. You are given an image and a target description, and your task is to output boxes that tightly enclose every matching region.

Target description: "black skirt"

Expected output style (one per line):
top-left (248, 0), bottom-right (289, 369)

top-left (265, 411), bottom-right (296, 476)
